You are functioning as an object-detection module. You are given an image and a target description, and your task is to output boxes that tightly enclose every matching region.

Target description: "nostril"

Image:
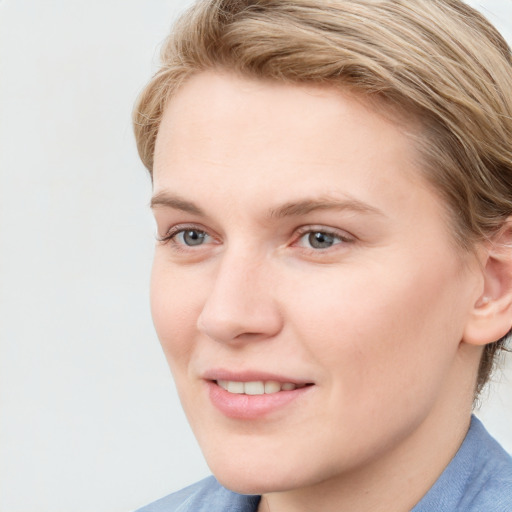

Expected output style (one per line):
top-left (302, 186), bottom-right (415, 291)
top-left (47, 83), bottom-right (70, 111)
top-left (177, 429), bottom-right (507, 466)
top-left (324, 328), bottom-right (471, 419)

top-left (233, 331), bottom-right (270, 341)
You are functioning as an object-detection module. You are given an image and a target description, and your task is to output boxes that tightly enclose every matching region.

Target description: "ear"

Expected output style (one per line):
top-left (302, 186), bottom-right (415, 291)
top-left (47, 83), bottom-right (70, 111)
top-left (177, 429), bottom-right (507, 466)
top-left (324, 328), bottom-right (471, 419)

top-left (463, 220), bottom-right (512, 346)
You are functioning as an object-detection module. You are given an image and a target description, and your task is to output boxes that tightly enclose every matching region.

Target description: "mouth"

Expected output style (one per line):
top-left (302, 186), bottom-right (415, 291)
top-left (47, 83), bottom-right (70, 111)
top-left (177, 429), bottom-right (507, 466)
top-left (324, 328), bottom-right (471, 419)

top-left (215, 380), bottom-right (311, 395)
top-left (204, 374), bottom-right (315, 419)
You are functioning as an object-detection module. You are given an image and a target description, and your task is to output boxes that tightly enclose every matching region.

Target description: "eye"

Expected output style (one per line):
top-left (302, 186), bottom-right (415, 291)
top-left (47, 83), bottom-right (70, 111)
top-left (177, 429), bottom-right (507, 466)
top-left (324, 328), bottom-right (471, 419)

top-left (296, 229), bottom-right (348, 250)
top-left (176, 229), bottom-right (209, 246)
top-left (158, 226), bottom-right (214, 248)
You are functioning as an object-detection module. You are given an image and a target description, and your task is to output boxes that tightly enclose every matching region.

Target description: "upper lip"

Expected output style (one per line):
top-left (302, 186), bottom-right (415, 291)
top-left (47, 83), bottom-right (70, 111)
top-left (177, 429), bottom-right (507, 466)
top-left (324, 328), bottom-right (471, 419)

top-left (202, 369), bottom-right (314, 385)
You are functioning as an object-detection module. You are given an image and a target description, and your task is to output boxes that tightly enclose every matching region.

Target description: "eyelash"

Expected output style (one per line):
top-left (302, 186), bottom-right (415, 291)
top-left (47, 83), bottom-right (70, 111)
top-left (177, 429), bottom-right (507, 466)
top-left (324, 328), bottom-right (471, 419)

top-left (293, 226), bottom-right (354, 251)
top-left (157, 224), bottom-right (354, 253)
top-left (157, 224), bottom-right (213, 250)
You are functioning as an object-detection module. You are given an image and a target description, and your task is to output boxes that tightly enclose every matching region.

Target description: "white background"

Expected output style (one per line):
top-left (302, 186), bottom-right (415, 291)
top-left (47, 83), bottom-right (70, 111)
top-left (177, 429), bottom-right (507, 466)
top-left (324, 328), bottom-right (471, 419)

top-left (0, 1), bottom-right (511, 511)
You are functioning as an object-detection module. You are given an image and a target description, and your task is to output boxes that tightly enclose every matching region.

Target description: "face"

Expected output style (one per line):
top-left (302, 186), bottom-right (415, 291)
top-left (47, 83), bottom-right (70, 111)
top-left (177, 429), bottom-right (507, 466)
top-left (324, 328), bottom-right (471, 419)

top-left (150, 71), bottom-right (482, 494)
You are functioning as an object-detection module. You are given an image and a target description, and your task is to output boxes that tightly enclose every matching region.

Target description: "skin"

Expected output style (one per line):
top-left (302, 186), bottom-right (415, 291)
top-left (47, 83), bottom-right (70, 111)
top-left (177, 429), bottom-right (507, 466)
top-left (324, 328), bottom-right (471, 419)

top-left (150, 71), bottom-right (492, 512)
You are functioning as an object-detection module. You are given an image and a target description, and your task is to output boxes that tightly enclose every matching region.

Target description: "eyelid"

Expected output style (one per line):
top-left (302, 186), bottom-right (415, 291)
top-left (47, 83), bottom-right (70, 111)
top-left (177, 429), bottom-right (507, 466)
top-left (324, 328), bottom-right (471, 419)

top-left (289, 225), bottom-right (357, 257)
top-left (157, 223), bottom-right (216, 245)
top-left (293, 225), bottom-right (355, 244)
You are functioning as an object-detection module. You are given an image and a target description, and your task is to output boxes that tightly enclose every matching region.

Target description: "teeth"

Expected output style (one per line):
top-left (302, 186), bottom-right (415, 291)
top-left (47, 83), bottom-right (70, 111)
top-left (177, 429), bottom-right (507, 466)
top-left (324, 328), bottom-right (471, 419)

top-left (217, 380), bottom-right (301, 395)
top-left (226, 381), bottom-right (244, 394)
top-left (245, 381), bottom-right (265, 395)
top-left (264, 381), bottom-right (281, 394)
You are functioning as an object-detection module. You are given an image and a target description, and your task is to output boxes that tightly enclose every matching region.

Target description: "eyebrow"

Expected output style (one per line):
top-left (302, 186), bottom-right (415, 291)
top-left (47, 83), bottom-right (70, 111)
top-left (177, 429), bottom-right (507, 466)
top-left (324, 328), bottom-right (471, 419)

top-left (269, 197), bottom-right (383, 218)
top-left (150, 192), bottom-right (205, 215)
top-left (150, 192), bottom-right (383, 219)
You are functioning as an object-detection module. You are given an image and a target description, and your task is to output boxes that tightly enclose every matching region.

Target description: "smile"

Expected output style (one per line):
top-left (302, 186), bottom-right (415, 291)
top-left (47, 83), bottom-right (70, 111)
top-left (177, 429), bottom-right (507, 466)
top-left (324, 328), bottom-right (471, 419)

top-left (216, 380), bottom-right (308, 395)
top-left (206, 377), bottom-right (315, 419)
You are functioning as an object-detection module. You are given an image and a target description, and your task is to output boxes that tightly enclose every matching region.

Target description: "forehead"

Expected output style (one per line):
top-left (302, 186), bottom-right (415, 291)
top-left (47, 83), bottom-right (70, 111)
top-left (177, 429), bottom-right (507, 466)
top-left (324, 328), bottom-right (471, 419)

top-left (153, 71), bottom-right (443, 224)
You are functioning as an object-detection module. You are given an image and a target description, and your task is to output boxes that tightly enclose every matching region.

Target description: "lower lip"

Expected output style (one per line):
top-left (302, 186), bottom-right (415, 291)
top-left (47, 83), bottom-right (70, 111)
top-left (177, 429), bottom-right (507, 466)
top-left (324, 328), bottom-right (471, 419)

top-left (206, 381), bottom-right (313, 419)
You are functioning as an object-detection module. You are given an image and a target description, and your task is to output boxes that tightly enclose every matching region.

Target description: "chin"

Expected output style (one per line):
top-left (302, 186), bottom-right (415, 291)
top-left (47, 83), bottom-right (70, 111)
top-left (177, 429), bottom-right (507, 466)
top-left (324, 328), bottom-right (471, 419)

top-left (207, 455), bottom-right (324, 495)
top-left (213, 466), bottom-right (308, 495)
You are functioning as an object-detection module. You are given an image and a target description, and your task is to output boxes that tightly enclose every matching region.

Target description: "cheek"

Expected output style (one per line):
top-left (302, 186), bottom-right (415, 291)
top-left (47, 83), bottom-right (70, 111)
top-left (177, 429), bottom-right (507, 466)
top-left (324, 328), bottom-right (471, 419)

top-left (288, 255), bottom-right (469, 402)
top-left (150, 258), bottom-right (202, 367)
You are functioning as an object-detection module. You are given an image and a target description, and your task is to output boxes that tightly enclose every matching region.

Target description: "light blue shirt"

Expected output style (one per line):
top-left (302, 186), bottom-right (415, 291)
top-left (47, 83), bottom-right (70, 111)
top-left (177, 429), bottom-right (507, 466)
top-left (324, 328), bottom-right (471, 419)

top-left (136, 416), bottom-right (512, 511)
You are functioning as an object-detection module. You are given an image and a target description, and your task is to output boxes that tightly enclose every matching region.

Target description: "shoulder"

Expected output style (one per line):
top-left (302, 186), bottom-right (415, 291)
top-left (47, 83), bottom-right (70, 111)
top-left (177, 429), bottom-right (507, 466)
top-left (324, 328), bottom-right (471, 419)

top-left (460, 418), bottom-right (512, 512)
top-left (413, 416), bottom-right (512, 512)
top-left (134, 476), bottom-right (261, 512)
top-left (457, 417), bottom-right (512, 511)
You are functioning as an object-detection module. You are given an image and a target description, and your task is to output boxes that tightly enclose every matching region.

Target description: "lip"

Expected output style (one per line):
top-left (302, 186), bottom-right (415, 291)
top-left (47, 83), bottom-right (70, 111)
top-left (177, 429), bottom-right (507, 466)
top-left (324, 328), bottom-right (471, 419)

top-left (202, 369), bottom-right (312, 385)
top-left (203, 370), bottom-right (315, 420)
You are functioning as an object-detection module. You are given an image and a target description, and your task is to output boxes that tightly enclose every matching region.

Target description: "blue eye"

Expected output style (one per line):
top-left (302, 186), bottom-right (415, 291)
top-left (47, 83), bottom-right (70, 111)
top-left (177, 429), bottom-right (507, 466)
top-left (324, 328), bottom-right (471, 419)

top-left (309, 232), bottom-right (336, 249)
top-left (176, 229), bottom-right (209, 246)
top-left (298, 230), bottom-right (344, 250)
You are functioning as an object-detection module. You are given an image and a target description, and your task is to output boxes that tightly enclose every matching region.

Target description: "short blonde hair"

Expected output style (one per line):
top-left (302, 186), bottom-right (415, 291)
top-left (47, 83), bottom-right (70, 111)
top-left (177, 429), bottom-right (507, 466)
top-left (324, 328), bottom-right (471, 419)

top-left (133, 0), bottom-right (512, 393)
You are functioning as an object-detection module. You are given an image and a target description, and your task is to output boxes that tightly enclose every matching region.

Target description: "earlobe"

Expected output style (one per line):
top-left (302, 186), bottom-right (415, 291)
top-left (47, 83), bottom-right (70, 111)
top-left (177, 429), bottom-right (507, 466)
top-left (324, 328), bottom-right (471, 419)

top-left (463, 221), bottom-right (512, 347)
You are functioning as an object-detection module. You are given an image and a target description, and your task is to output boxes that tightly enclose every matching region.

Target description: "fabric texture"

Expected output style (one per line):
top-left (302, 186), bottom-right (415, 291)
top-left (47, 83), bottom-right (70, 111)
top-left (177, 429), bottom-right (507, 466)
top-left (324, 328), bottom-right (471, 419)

top-left (135, 416), bottom-right (512, 512)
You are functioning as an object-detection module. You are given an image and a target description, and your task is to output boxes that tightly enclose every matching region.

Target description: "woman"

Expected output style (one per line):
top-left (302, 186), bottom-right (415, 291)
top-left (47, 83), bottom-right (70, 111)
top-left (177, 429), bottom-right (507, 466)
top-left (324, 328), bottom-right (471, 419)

top-left (133, 0), bottom-right (512, 510)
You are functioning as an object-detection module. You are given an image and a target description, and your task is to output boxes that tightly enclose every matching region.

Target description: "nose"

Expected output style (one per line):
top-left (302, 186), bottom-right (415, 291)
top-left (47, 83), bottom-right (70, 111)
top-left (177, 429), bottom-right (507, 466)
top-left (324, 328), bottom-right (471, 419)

top-left (197, 251), bottom-right (283, 345)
